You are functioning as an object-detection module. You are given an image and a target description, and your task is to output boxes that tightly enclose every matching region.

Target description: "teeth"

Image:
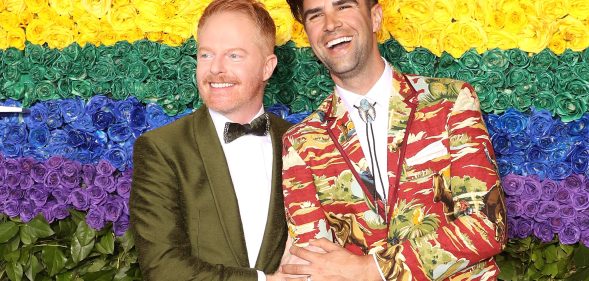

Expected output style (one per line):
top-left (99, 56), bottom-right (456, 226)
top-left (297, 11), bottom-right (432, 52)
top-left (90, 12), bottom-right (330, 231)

top-left (210, 82), bottom-right (234, 88)
top-left (327, 36), bottom-right (352, 48)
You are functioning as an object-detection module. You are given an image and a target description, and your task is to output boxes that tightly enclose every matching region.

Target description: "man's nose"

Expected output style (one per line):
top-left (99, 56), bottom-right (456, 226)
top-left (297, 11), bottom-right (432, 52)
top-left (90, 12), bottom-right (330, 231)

top-left (210, 56), bottom-right (226, 74)
top-left (324, 10), bottom-right (342, 32)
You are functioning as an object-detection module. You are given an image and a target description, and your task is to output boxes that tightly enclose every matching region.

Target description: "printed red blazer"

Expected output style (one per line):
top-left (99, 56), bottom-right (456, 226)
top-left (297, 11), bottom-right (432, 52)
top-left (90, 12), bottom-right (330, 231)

top-left (282, 68), bottom-right (507, 280)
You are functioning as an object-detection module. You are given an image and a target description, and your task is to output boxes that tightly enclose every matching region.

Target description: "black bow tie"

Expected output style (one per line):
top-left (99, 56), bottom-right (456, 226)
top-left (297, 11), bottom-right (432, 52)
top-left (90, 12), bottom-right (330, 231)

top-left (224, 113), bottom-right (269, 143)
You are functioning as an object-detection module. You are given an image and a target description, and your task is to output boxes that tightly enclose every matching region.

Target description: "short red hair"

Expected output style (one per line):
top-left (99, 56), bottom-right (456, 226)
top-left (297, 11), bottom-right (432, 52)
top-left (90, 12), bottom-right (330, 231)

top-left (198, 0), bottom-right (276, 53)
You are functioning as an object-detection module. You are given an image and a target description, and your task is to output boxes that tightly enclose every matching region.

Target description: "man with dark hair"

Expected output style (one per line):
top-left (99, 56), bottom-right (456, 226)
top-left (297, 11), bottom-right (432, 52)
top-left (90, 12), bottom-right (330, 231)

top-left (280, 0), bottom-right (506, 280)
top-left (130, 1), bottom-right (291, 280)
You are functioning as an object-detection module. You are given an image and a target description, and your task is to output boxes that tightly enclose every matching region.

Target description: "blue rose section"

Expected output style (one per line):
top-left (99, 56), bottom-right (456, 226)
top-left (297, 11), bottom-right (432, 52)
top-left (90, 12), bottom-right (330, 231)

top-left (1, 96), bottom-right (586, 201)
top-left (503, 173), bottom-right (589, 246)
top-left (265, 103), bottom-right (311, 124)
top-left (5, 96), bottom-right (585, 180)
top-left (0, 98), bottom-right (309, 171)
top-left (0, 96), bottom-right (188, 170)
top-left (485, 108), bottom-right (589, 181)
top-left (0, 154), bottom-right (131, 236)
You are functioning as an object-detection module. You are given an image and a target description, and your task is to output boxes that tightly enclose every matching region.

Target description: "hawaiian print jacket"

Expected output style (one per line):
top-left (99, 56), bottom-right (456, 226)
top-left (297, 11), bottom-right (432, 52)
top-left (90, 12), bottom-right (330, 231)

top-left (282, 67), bottom-right (507, 281)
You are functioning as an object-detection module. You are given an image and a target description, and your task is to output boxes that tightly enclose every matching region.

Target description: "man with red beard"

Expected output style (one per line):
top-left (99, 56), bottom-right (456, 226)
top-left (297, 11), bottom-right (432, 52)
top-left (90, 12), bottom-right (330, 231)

top-left (279, 0), bottom-right (507, 280)
top-left (130, 1), bottom-right (291, 280)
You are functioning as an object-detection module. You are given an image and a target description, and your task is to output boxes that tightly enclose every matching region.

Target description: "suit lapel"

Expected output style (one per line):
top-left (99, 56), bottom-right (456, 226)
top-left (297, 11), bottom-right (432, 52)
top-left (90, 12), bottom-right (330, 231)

top-left (325, 94), bottom-right (385, 215)
top-left (193, 107), bottom-right (249, 267)
top-left (327, 94), bottom-right (370, 180)
top-left (386, 69), bottom-right (418, 212)
top-left (255, 114), bottom-right (288, 270)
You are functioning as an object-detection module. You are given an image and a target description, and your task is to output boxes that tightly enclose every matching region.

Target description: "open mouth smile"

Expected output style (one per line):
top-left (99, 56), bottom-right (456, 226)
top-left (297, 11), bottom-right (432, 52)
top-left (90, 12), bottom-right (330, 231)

top-left (326, 36), bottom-right (352, 49)
top-left (210, 82), bottom-right (235, 88)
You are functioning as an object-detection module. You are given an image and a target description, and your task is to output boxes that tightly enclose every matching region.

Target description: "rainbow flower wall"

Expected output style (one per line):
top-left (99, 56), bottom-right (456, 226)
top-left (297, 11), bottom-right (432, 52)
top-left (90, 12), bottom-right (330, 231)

top-left (1, 0), bottom-right (589, 280)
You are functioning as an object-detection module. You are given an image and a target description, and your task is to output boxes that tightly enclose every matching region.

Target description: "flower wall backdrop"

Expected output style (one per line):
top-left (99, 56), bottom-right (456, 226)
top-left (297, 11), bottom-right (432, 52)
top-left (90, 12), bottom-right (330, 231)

top-left (1, 0), bottom-right (589, 280)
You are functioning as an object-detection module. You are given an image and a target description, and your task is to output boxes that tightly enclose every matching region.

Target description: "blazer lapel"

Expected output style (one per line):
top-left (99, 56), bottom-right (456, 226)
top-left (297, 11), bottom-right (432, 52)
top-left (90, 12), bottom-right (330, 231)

top-left (325, 94), bottom-right (386, 216)
top-left (255, 114), bottom-right (288, 270)
top-left (193, 107), bottom-right (249, 267)
top-left (386, 69), bottom-right (418, 212)
top-left (327, 94), bottom-right (370, 180)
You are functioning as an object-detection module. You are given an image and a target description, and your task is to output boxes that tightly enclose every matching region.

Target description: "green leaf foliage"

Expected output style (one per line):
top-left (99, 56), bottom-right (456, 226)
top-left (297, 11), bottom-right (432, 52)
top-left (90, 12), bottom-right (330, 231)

top-left (20, 216), bottom-right (55, 245)
top-left (96, 233), bottom-right (115, 255)
top-left (497, 238), bottom-right (581, 281)
top-left (0, 221), bottom-right (19, 243)
top-left (6, 262), bottom-right (23, 281)
top-left (117, 231), bottom-right (135, 253)
top-left (83, 270), bottom-right (116, 281)
top-left (25, 255), bottom-right (44, 281)
top-left (42, 245), bottom-right (67, 276)
top-left (0, 216), bottom-right (141, 280)
top-left (71, 221), bottom-right (96, 263)
top-left (0, 235), bottom-right (21, 261)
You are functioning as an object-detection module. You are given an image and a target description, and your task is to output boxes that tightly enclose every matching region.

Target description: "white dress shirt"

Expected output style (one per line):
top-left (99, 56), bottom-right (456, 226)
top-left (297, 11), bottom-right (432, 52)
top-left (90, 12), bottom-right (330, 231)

top-left (209, 108), bottom-right (272, 281)
top-left (337, 61), bottom-right (393, 199)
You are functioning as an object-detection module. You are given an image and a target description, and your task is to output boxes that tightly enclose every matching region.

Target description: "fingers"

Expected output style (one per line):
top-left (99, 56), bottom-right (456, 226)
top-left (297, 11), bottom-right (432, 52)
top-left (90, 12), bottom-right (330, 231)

top-left (304, 244), bottom-right (326, 254)
top-left (281, 263), bottom-right (311, 276)
top-left (285, 277), bottom-right (307, 281)
top-left (283, 273), bottom-right (308, 278)
top-left (269, 272), bottom-right (308, 281)
top-left (289, 245), bottom-right (321, 262)
top-left (309, 238), bottom-right (342, 252)
top-left (282, 251), bottom-right (310, 265)
top-left (265, 274), bottom-right (283, 281)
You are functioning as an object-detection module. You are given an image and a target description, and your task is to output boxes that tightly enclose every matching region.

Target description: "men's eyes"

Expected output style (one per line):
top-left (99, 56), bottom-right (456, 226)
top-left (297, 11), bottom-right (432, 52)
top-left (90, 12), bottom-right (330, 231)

top-left (307, 13), bottom-right (323, 22)
top-left (338, 4), bottom-right (352, 10)
top-left (198, 52), bottom-right (212, 59)
top-left (196, 52), bottom-right (243, 60)
top-left (229, 53), bottom-right (241, 59)
top-left (306, 5), bottom-right (354, 22)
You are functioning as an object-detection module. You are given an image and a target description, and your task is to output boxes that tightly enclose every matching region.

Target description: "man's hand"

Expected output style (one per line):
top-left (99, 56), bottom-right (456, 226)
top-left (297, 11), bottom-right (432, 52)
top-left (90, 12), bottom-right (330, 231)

top-left (271, 236), bottom-right (323, 280)
top-left (281, 238), bottom-right (382, 281)
top-left (268, 272), bottom-right (310, 281)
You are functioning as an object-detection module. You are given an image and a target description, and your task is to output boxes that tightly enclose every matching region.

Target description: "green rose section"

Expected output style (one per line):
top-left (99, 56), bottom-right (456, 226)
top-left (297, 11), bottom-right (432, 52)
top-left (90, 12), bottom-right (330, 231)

top-left (2, 38), bottom-right (589, 121)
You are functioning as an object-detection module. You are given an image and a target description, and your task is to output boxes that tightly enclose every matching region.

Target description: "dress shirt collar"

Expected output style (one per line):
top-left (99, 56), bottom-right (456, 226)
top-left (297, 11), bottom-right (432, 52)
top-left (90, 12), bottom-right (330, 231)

top-left (209, 107), bottom-right (266, 143)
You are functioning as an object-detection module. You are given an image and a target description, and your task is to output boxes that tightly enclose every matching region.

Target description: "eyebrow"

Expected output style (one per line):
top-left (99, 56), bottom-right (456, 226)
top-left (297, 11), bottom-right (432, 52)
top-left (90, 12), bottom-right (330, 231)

top-left (196, 47), bottom-right (248, 54)
top-left (302, 0), bottom-right (359, 22)
top-left (334, 0), bottom-right (359, 7)
top-left (302, 6), bottom-right (322, 21)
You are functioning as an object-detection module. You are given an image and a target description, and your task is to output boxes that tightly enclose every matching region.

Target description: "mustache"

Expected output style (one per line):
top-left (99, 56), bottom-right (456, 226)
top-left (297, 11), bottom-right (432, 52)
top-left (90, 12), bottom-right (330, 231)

top-left (201, 74), bottom-right (239, 84)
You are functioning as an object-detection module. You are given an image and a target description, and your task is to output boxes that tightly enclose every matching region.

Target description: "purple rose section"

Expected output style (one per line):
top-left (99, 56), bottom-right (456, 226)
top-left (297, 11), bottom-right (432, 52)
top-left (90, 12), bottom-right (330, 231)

top-left (505, 173), bottom-right (589, 247)
top-left (0, 154), bottom-right (132, 235)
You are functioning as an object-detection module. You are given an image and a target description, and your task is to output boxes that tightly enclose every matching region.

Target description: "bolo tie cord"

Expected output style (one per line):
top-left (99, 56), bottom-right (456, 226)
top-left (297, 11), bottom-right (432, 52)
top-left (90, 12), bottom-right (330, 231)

top-left (365, 121), bottom-right (388, 224)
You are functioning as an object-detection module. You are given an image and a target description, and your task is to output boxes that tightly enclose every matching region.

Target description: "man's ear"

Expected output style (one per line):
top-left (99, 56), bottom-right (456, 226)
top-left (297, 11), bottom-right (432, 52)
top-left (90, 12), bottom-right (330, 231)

top-left (263, 53), bottom-right (278, 81)
top-left (371, 4), bottom-right (383, 33)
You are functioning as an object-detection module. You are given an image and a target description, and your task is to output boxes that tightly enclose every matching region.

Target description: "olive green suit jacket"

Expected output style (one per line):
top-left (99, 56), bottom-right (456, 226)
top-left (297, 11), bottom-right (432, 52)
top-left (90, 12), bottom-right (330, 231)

top-left (130, 106), bottom-right (291, 281)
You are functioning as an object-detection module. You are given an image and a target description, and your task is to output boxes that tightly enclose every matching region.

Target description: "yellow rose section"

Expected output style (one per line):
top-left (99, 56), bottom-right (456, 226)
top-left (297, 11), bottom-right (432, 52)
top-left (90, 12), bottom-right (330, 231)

top-left (1, 0), bottom-right (589, 56)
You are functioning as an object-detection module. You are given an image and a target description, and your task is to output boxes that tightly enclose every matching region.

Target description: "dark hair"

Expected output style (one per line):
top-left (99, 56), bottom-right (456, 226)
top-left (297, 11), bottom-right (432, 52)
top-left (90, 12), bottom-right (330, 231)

top-left (198, 0), bottom-right (276, 52)
top-left (286, 0), bottom-right (378, 23)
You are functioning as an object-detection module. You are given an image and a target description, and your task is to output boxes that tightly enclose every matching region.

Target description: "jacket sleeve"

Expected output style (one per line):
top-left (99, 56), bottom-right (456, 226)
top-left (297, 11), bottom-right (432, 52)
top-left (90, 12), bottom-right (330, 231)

top-left (282, 134), bottom-right (332, 245)
top-left (129, 135), bottom-right (258, 281)
top-left (374, 83), bottom-right (507, 280)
